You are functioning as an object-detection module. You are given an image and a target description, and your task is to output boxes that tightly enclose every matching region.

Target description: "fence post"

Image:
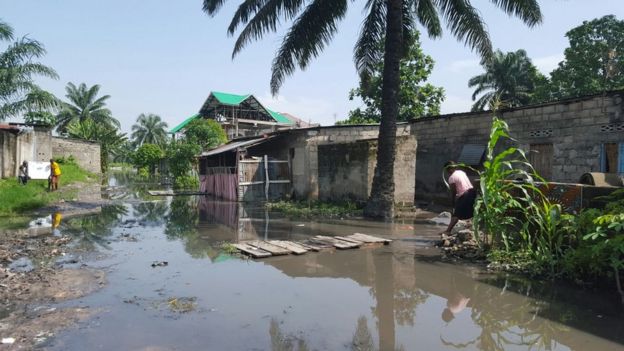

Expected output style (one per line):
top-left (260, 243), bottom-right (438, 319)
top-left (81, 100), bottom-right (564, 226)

top-left (264, 155), bottom-right (269, 201)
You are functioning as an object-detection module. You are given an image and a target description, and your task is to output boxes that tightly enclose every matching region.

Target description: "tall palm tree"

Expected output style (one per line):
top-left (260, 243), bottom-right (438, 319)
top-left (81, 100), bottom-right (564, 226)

top-left (67, 119), bottom-right (127, 172)
top-left (56, 82), bottom-right (120, 135)
top-left (0, 19), bottom-right (58, 120)
top-left (203, 0), bottom-right (542, 218)
top-left (131, 113), bottom-right (169, 147)
top-left (469, 49), bottom-right (542, 111)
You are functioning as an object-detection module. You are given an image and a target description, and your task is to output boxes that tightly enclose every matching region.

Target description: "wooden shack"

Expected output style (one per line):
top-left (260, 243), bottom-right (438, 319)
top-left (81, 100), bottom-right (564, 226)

top-left (198, 136), bottom-right (292, 202)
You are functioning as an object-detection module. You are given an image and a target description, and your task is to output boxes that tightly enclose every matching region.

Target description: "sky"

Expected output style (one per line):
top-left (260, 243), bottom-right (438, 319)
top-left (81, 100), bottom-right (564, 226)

top-left (2, 0), bottom-right (623, 132)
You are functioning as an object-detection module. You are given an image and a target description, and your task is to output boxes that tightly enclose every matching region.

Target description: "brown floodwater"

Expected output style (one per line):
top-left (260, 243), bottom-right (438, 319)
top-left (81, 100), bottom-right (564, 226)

top-left (39, 191), bottom-right (624, 351)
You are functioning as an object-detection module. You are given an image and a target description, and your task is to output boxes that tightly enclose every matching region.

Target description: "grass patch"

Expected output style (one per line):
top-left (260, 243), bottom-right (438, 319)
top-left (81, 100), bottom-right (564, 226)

top-left (0, 163), bottom-right (97, 216)
top-left (266, 200), bottom-right (363, 219)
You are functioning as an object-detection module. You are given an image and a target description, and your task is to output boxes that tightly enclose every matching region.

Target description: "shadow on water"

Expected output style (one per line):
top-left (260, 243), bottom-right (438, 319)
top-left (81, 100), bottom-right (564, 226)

top-left (39, 178), bottom-right (624, 351)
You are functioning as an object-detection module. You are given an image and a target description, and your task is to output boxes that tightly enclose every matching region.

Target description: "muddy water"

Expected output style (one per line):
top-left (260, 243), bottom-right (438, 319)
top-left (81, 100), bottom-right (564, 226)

top-left (41, 190), bottom-right (624, 350)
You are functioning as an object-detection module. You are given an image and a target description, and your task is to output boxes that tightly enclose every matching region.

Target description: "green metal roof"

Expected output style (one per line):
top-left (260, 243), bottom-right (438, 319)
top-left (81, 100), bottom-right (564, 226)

top-left (169, 114), bottom-right (199, 134)
top-left (267, 109), bottom-right (294, 124)
top-left (211, 91), bottom-right (251, 106)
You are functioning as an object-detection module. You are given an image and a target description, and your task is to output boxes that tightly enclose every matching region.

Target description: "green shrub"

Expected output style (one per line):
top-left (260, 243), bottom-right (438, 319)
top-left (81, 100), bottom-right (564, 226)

top-left (174, 175), bottom-right (198, 190)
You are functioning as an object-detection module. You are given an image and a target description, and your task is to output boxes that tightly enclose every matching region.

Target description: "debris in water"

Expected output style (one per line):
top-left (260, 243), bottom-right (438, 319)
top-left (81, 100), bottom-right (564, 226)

top-left (167, 297), bottom-right (197, 313)
top-left (2, 337), bottom-right (15, 344)
top-left (8, 257), bottom-right (34, 272)
top-left (151, 261), bottom-right (168, 267)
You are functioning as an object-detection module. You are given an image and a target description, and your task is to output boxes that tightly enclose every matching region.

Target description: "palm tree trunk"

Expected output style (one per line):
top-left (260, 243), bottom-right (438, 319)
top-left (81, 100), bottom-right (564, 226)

top-left (364, 0), bottom-right (403, 219)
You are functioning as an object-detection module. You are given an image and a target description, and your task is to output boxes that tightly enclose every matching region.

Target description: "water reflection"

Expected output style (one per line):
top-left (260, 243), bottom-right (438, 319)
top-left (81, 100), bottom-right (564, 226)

top-left (63, 204), bottom-right (127, 250)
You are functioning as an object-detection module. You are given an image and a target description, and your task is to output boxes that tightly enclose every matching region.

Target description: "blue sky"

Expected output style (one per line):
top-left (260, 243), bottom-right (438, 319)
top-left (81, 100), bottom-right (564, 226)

top-left (3, 1), bottom-right (623, 131)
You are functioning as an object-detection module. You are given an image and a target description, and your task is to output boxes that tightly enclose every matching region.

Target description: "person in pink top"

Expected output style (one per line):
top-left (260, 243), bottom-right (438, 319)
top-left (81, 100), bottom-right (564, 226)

top-left (442, 161), bottom-right (477, 236)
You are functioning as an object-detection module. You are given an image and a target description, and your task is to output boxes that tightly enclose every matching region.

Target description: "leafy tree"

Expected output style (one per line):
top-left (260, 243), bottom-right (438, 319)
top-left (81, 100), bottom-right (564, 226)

top-left (183, 118), bottom-right (227, 151)
top-left (166, 141), bottom-right (201, 178)
top-left (550, 15), bottom-right (624, 98)
top-left (339, 31), bottom-right (444, 124)
top-left (203, 0), bottom-right (542, 218)
top-left (131, 113), bottom-right (169, 147)
top-left (0, 20), bottom-right (58, 120)
top-left (132, 143), bottom-right (164, 175)
top-left (56, 82), bottom-right (120, 135)
top-left (67, 119), bottom-right (127, 172)
top-left (469, 49), bottom-right (545, 111)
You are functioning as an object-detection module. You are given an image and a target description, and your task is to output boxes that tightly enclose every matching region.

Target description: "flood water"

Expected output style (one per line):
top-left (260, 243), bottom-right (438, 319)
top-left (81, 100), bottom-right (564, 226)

top-left (36, 176), bottom-right (624, 350)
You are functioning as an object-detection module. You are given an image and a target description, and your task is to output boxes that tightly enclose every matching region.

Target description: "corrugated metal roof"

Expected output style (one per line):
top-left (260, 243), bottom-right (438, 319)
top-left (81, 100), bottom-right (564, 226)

top-left (267, 109), bottom-right (294, 124)
top-left (211, 91), bottom-right (251, 106)
top-left (169, 114), bottom-right (199, 134)
top-left (458, 144), bottom-right (486, 166)
top-left (199, 137), bottom-right (271, 157)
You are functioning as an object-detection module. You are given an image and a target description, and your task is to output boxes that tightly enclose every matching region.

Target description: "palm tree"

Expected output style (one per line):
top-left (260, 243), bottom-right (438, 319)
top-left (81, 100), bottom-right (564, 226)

top-left (56, 82), bottom-right (120, 134)
top-left (67, 119), bottom-right (127, 172)
top-left (203, 0), bottom-right (542, 218)
top-left (0, 20), bottom-right (58, 120)
top-left (469, 49), bottom-right (542, 111)
top-left (131, 113), bottom-right (169, 147)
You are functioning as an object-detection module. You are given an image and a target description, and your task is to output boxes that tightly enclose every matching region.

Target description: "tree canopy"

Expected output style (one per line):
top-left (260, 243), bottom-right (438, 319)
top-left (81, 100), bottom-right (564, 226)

top-left (469, 49), bottom-right (545, 111)
top-left (183, 118), bottom-right (227, 151)
top-left (0, 19), bottom-right (58, 120)
top-left (67, 119), bottom-right (127, 172)
top-left (550, 15), bottom-right (624, 98)
top-left (56, 82), bottom-right (120, 135)
top-left (131, 113), bottom-right (169, 147)
top-left (339, 32), bottom-right (444, 124)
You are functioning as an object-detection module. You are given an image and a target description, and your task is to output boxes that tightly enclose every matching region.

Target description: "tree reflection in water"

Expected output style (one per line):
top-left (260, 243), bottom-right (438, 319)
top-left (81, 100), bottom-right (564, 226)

top-left (63, 204), bottom-right (127, 250)
top-left (132, 200), bottom-right (168, 227)
top-left (269, 318), bottom-right (309, 351)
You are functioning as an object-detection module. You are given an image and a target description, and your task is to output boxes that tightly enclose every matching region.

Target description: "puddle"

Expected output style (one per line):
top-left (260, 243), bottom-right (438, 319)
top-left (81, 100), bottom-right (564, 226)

top-left (9, 174), bottom-right (624, 350)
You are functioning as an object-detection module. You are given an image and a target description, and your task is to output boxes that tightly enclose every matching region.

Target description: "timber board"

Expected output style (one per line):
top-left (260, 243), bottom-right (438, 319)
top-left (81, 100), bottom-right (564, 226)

top-left (348, 233), bottom-right (392, 244)
top-left (268, 241), bottom-right (308, 255)
top-left (247, 241), bottom-right (292, 255)
top-left (232, 243), bottom-right (271, 258)
top-left (312, 236), bottom-right (359, 249)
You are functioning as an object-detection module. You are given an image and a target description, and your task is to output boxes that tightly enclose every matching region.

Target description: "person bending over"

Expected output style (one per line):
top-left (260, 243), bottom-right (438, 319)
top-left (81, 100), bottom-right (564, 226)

top-left (441, 161), bottom-right (476, 236)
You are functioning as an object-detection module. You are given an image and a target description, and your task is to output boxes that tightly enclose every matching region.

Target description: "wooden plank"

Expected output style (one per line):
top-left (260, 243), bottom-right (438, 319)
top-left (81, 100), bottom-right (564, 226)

top-left (335, 236), bottom-right (365, 245)
top-left (268, 180), bottom-right (291, 184)
top-left (299, 241), bottom-right (331, 251)
top-left (268, 240), bottom-right (308, 255)
top-left (247, 241), bottom-right (291, 256)
top-left (312, 236), bottom-right (359, 249)
top-left (348, 233), bottom-right (392, 244)
top-left (148, 190), bottom-right (174, 196)
top-left (232, 243), bottom-right (272, 258)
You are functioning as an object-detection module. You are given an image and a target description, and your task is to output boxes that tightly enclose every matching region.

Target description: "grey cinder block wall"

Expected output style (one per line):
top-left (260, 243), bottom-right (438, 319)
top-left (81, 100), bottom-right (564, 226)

top-left (412, 91), bottom-right (624, 203)
top-left (51, 137), bottom-right (101, 174)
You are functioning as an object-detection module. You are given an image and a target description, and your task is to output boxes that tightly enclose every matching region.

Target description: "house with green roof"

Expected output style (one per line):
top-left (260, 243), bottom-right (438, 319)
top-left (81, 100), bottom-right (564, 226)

top-left (170, 91), bottom-right (299, 140)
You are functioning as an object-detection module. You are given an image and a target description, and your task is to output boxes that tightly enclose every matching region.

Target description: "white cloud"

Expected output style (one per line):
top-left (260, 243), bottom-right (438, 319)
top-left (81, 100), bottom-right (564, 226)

top-left (447, 59), bottom-right (481, 73)
top-left (533, 54), bottom-right (564, 74)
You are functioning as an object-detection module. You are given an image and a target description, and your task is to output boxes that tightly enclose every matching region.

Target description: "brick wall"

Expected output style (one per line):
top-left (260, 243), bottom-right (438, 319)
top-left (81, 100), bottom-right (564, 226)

top-left (52, 137), bottom-right (101, 174)
top-left (412, 91), bottom-right (624, 203)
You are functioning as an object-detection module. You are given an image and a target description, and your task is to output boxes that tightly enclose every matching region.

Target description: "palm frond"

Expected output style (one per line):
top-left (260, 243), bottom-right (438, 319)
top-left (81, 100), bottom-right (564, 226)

top-left (0, 20), bottom-right (14, 41)
top-left (228, 0), bottom-right (268, 34)
top-left (435, 0), bottom-right (492, 59)
top-left (354, 0), bottom-right (386, 77)
top-left (270, 0), bottom-right (348, 94)
top-left (489, 0), bottom-right (542, 27)
top-left (231, 0), bottom-right (307, 57)
top-left (203, 0), bottom-right (230, 16)
top-left (414, 0), bottom-right (442, 38)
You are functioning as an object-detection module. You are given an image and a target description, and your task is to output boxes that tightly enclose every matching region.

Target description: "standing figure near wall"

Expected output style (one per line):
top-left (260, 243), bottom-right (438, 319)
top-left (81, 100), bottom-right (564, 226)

top-left (49, 159), bottom-right (61, 191)
top-left (18, 161), bottom-right (29, 185)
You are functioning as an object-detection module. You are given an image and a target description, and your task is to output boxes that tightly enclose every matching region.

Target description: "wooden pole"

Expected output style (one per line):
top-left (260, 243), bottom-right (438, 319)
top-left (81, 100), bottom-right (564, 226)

top-left (264, 154), bottom-right (269, 201)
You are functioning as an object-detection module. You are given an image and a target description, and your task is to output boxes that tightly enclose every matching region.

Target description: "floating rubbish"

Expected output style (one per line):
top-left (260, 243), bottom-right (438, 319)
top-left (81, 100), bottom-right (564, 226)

top-left (296, 224), bottom-right (305, 227)
top-left (151, 261), bottom-right (168, 268)
top-left (9, 257), bottom-right (34, 272)
top-left (1, 337), bottom-right (15, 344)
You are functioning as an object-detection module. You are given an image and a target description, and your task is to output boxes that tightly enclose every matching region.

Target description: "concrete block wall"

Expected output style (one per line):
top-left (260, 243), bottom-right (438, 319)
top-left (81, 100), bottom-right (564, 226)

top-left (52, 137), bottom-right (101, 174)
top-left (412, 92), bottom-right (624, 203)
top-left (0, 128), bottom-right (52, 178)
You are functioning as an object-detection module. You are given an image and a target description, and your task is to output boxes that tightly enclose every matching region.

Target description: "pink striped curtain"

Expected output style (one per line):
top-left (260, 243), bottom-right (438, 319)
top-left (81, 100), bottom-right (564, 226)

top-left (201, 169), bottom-right (237, 201)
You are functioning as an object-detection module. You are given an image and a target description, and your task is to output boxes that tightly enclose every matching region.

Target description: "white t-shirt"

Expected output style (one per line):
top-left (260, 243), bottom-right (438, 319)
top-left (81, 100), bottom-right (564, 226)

top-left (448, 170), bottom-right (473, 197)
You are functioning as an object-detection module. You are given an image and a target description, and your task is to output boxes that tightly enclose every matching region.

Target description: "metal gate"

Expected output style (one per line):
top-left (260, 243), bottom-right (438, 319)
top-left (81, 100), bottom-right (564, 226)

top-left (238, 155), bottom-right (291, 201)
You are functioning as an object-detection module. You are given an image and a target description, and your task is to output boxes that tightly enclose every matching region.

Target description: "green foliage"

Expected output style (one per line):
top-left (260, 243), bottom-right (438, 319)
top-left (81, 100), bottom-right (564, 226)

top-left (56, 82), bottom-right (120, 135)
top-left (131, 113), bottom-right (169, 147)
top-left (67, 119), bottom-right (127, 172)
top-left (469, 49), bottom-right (545, 111)
top-left (0, 162), bottom-right (94, 215)
top-left (550, 15), bottom-right (624, 98)
top-left (174, 175), bottom-right (199, 190)
top-left (24, 110), bottom-right (56, 126)
top-left (0, 20), bottom-right (59, 120)
top-left (132, 143), bottom-right (164, 175)
top-left (183, 119), bottom-right (227, 151)
top-left (339, 32), bottom-right (444, 124)
top-left (166, 141), bottom-right (201, 178)
top-left (55, 155), bottom-right (77, 165)
top-left (266, 200), bottom-right (362, 219)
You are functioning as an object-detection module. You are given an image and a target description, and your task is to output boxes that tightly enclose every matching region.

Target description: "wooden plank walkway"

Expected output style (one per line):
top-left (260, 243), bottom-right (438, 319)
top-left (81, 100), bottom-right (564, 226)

top-left (233, 234), bottom-right (391, 259)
